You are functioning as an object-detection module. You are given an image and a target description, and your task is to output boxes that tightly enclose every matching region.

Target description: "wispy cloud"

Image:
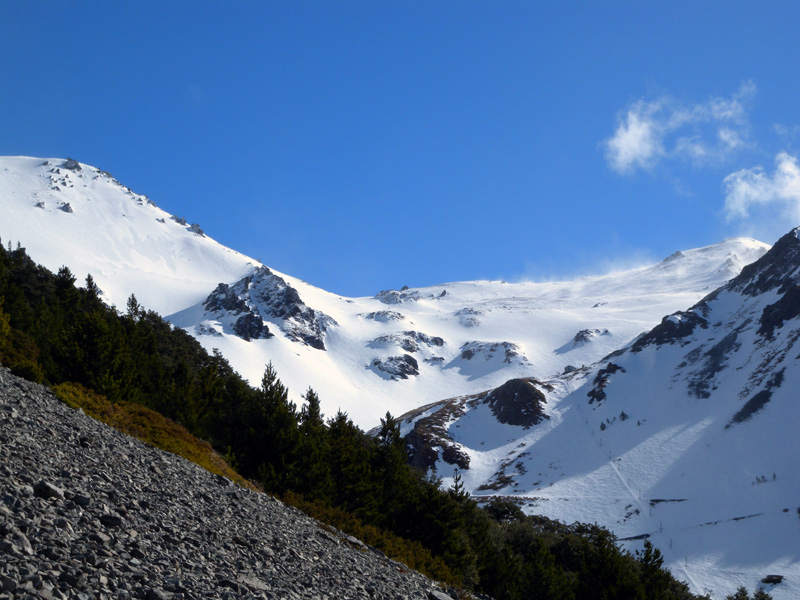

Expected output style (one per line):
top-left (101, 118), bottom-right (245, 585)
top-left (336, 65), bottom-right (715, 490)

top-left (604, 81), bottom-right (756, 175)
top-left (604, 101), bottom-right (665, 174)
top-left (723, 152), bottom-right (800, 235)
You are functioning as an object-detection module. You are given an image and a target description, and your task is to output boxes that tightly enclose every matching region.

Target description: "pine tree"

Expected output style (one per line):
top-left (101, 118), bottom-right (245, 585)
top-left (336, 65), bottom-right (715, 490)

top-left (449, 469), bottom-right (470, 502)
top-left (374, 412), bottom-right (415, 527)
top-left (327, 410), bottom-right (378, 521)
top-left (637, 540), bottom-right (671, 600)
top-left (295, 387), bottom-right (332, 501)
top-left (253, 362), bottom-right (298, 494)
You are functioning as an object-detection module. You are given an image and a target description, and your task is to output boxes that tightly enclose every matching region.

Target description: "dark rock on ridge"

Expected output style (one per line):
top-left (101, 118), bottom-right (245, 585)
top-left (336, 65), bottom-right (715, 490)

top-left (203, 283), bottom-right (273, 342)
top-left (202, 267), bottom-right (336, 349)
top-left (399, 378), bottom-right (552, 473)
top-left (0, 367), bottom-right (451, 600)
top-left (631, 312), bottom-right (708, 353)
top-left (485, 379), bottom-right (548, 428)
top-left (401, 402), bottom-right (471, 473)
top-left (730, 227), bottom-right (800, 297)
top-left (587, 363), bottom-right (626, 405)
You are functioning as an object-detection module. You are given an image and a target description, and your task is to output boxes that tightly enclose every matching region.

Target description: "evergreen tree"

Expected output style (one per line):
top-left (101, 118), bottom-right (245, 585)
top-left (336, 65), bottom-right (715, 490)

top-left (637, 540), bottom-right (671, 600)
top-left (254, 362), bottom-right (298, 494)
top-left (327, 410), bottom-right (378, 521)
top-left (295, 387), bottom-right (332, 501)
top-left (374, 412), bottom-right (416, 528)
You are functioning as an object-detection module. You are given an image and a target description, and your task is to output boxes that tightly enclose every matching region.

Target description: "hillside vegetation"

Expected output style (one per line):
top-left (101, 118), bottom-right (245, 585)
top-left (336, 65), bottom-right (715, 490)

top-left (0, 240), bottom-right (728, 599)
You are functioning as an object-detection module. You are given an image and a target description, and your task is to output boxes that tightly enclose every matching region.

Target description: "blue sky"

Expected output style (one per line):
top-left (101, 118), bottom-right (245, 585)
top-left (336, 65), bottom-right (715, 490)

top-left (2, 2), bottom-right (800, 296)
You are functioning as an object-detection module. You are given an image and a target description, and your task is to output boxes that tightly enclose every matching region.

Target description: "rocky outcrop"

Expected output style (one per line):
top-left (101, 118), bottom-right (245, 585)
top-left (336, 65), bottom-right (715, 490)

top-left (587, 363), bottom-right (626, 404)
top-left (202, 267), bottom-right (336, 349)
top-left (398, 401), bottom-right (471, 473)
top-left (368, 331), bottom-right (445, 353)
top-left (373, 288), bottom-right (437, 305)
top-left (459, 341), bottom-right (524, 364)
top-left (398, 378), bottom-right (552, 473)
top-left (630, 311), bottom-right (708, 352)
top-left (572, 328), bottom-right (609, 346)
top-left (360, 311), bottom-right (405, 323)
top-left (484, 379), bottom-right (549, 428)
top-left (0, 368), bottom-right (455, 600)
top-left (203, 283), bottom-right (273, 342)
top-left (62, 158), bottom-right (82, 171)
top-left (369, 355), bottom-right (419, 380)
top-left (730, 227), bottom-right (800, 297)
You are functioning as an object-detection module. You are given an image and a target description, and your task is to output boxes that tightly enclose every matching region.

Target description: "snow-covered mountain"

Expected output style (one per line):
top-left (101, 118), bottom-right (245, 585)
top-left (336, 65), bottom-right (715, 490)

top-left (3, 155), bottom-right (795, 597)
top-left (397, 228), bottom-right (800, 599)
top-left (0, 156), bottom-right (770, 429)
top-left (0, 156), bottom-right (258, 316)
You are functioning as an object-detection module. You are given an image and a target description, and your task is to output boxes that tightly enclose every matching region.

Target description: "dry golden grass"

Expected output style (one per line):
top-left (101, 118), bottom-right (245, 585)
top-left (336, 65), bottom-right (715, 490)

top-left (52, 381), bottom-right (255, 490)
top-left (282, 490), bottom-right (461, 587)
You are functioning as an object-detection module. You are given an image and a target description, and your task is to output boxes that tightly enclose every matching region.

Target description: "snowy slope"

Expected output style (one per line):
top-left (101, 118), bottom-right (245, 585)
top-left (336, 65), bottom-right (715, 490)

top-left (0, 156), bottom-right (258, 315)
top-left (0, 155), bottom-right (770, 429)
top-left (166, 237), bottom-right (767, 428)
top-left (399, 229), bottom-right (800, 599)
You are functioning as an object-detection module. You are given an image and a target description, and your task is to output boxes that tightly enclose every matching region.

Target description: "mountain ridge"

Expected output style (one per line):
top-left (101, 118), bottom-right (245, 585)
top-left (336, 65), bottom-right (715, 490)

top-left (398, 228), bottom-right (800, 599)
top-left (0, 155), bottom-right (770, 428)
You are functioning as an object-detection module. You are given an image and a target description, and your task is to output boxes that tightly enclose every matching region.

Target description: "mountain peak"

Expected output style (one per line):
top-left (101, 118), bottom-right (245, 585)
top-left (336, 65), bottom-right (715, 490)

top-left (729, 227), bottom-right (800, 297)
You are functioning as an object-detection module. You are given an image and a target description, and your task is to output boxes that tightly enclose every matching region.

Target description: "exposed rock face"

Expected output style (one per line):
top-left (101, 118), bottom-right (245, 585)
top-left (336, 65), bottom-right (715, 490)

top-left (203, 283), bottom-right (273, 342)
top-left (373, 288), bottom-right (433, 305)
top-left (360, 311), bottom-right (405, 323)
top-left (602, 227), bottom-right (800, 421)
top-left (628, 232), bottom-right (800, 356)
top-left (202, 267), bottom-right (336, 349)
top-left (398, 378), bottom-right (552, 473)
top-left (731, 227), bottom-right (800, 297)
top-left (369, 355), bottom-right (419, 380)
top-left (630, 312), bottom-right (708, 352)
top-left (459, 341), bottom-right (524, 364)
top-left (0, 367), bottom-right (454, 600)
top-left (572, 328), bottom-right (609, 346)
top-left (484, 379), bottom-right (549, 428)
top-left (587, 363), bottom-right (626, 405)
top-left (232, 312), bottom-right (269, 342)
top-left (758, 283), bottom-right (800, 339)
top-left (368, 331), bottom-right (445, 354)
top-left (399, 401), bottom-right (471, 473)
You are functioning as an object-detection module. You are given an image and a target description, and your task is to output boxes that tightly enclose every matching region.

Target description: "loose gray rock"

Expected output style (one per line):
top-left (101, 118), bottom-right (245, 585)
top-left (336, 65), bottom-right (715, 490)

top-left (33, 481), bottom-right (64, 500)
top-left (0, 367), bottom-right (463, 600)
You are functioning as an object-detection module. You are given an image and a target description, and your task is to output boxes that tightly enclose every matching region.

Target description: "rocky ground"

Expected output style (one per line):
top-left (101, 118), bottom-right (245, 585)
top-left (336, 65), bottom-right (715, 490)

top-left (0, 367), bottom-right (460, 600)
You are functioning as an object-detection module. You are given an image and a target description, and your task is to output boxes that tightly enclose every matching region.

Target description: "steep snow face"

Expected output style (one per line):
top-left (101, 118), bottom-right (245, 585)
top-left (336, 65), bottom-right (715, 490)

top-left (402, 229), bottom-right (800, 599)
top-left (0, 156), bottom-right (258, 315)
top-left (0, 156), bottom-right (771, 430)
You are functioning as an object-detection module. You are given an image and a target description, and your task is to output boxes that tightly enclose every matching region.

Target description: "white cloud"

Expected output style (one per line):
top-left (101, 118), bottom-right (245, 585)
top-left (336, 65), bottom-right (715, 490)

top-left (604, 81), bottom-right (755, 174)
top-left (723, 152), bottom-right (800, 241)
top-left (604, 101), bottom-right (664, 174)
